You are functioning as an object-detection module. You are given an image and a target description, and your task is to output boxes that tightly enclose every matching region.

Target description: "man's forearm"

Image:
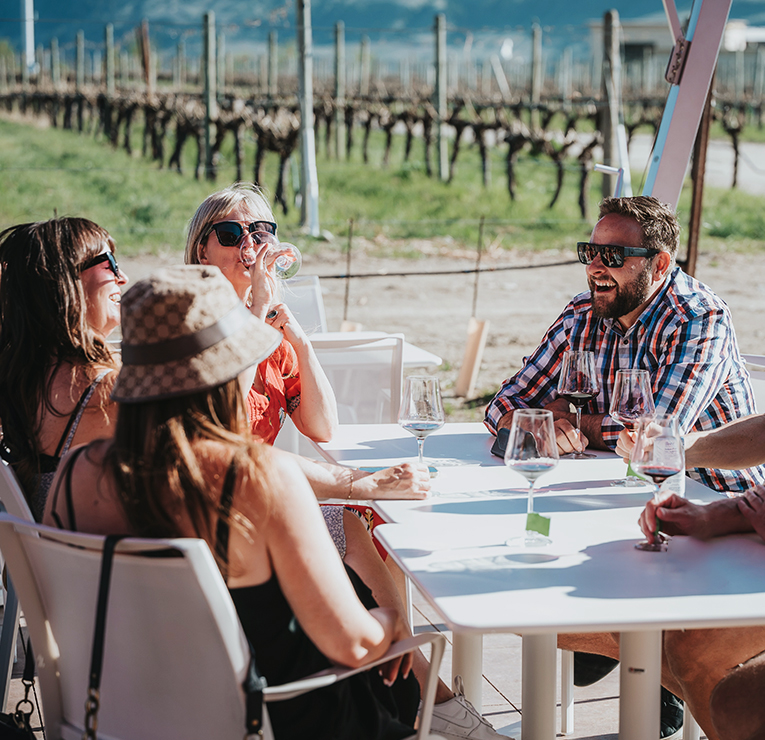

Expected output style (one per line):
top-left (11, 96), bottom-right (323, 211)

top-left (684, 414), bottom-right (765, 471)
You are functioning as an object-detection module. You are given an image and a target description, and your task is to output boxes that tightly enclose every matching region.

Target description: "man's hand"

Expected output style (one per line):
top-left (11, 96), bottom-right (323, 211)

top-left (554, 419), bottom-right (588, 455)
top-left (737, 486), bottom-right (765, 541)
top-left (638, 494), bottom-right (712, 541)
top-left (615, 428), bottom-right (637, 461)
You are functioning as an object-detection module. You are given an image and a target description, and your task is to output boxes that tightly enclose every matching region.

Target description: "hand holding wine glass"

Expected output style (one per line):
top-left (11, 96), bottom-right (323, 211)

top-left (240, 232), bottom-right (302, 279)
top-left (504, 409), bottom-right (559, 547)
top-left (631, 414), bottom-right (685, 552)
top-left (557, 350), bottom-right (600, 459)
top-left (398, 376), bottom-right (445, 465)
top-left (609, 369), bottom-right (655, 487)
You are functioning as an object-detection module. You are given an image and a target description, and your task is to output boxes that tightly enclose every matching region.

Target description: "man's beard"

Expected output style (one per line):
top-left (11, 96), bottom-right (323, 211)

top-left (589, 262), bottom-right (653, 320)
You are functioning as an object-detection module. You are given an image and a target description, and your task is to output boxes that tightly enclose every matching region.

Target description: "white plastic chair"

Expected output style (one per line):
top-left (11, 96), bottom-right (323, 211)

top-left (741, 355), bottom-right (765, 413)
top-left (0, 514), bottom-right (446, 740)
top-left (0, 461), bottom-right (34, 710)
top-left (310, 333), bottom-right (405, 424)
top-left (282, 275), bottom-right (328, 335)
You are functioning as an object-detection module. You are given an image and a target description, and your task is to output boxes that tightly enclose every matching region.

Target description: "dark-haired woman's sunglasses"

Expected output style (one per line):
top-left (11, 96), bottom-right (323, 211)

top-left (205, 220), bottom-right (278, 248)
top-left (81, 251), bottom-right (121, 278)
top-left (577, 242), bottom-right (659, 268)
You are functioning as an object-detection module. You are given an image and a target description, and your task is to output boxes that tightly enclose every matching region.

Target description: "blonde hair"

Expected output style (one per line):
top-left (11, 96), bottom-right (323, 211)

top-left (184, 182), bottom-right (276, 266)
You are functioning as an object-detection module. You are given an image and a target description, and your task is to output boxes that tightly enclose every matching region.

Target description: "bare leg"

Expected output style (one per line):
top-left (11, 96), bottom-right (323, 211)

top-left (710, 649), bottom-right (765, 740)
top-left (557, 631), bottom-right (684, 698)
top-left (664, 627), bottom-right (765, 740)
top-left (341, 511), bottom-right (453, 704)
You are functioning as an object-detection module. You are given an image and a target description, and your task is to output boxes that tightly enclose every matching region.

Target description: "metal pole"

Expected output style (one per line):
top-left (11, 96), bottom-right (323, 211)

top-left (334, 21), bottom-right (346, 160)
top-left (297, 0), bottom-right (320, 235)
top-left (601, 10), bottom-right (621, 198)
top-left (471, 216), bottom-right (484, 318)
top-left (203, 12), bottom-right (217, 180)
top-left (22, 0), bottom-right (35, 77)
top-left (217, 31), bottom-right (226, 93)
top-left (343, 219), bottom-right (353, 321)
top-left (434, 13), bottom-right (448, 181)
top-left (105, 24), bottom-right (115, 96)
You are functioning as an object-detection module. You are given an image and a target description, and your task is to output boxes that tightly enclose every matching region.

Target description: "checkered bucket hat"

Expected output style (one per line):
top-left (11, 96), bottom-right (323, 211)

top-left (112, 265), bottom-right (281, 402)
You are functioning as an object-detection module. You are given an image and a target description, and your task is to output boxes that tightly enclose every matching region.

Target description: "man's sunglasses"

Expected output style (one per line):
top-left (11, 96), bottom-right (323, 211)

top-left (577, 242), bottom-right (660, 268)
top-left (204, 220), bottom-right (278, 248)
top-left (81, 251), bottom-right (121, 279)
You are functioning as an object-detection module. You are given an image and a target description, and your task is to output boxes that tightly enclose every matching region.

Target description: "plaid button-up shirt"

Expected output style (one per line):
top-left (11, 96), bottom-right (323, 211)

top-left (485, 267), bottom-right (764, 494)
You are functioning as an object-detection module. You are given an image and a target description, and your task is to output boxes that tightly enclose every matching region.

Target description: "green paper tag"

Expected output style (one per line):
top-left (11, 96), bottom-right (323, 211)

top-left (526, 512), bottom-right (551, 536)
top-left (626, 461), bottom-right (640, 478)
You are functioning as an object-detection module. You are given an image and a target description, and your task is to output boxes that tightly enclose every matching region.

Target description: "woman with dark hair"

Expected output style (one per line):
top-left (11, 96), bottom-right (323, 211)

top-left (0, 217), bottom-right (128, 519)
top-left (44, 265), bottom-right (419, 740)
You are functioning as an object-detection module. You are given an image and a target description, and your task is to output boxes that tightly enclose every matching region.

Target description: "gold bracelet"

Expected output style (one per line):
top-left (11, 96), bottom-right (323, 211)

top-left (346, 469), bottom-right (355, 500)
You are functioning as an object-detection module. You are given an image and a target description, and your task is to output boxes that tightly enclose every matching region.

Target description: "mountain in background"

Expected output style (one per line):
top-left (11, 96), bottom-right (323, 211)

top-left (2, 0), bottom-right (763, 61)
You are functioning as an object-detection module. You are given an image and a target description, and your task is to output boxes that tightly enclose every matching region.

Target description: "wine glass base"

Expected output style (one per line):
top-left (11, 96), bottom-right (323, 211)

top-left (506, 532), bottom-right (552, 548)
top-left (610, 476), bottom-right (648, 488)
top-left (561, 451), bottom-right (598, 459)
top-left (634, 539), bottom-right (668, 552)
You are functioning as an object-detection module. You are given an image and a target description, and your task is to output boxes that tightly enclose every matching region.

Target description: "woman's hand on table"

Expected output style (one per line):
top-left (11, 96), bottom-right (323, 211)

top-left (638, 494), bottom-right (712, 542)
top-left (737, 486), bottom-right (765, 541)
top-left (353, 464), bottom-right (431, 500)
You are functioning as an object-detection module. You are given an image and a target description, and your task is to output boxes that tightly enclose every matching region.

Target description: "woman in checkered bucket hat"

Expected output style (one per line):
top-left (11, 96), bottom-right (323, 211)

top-left (45, 264), bottom-right (423, 739)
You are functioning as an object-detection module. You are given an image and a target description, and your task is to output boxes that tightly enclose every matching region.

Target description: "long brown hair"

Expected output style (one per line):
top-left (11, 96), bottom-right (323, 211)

top-left (0, 218), bottom-right (118, 491)
top-left (106, 377), bottom-right (271, 568)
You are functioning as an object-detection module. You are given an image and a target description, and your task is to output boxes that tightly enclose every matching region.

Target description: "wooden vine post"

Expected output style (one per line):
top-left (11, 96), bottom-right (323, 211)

top-left (51, 37), bottom-right (60, 89)
top-left (434, 13), bottom-right (448, 182)
top-left (105, 24), bottom-right (115, 97)
top-left (297, 0), bottom-right (320, 235)
top-left (530, 23), bottom-right (542, 130)
top-left (203, 11), bottom-right (217, 181)
top-left (268, 31), bottom-right (278, 98)
top-left (334, 21), bottom-right (346, 161)
top-left (76, 31), bottom-right (85, 91)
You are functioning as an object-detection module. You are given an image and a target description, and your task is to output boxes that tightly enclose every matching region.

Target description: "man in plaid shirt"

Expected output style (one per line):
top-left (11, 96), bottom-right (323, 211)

top-left (485, 196), bottom-right (764, 495)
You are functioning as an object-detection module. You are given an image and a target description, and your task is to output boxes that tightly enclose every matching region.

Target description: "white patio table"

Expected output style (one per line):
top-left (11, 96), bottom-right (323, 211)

top-left (319, 423), bottom-right (765, 740)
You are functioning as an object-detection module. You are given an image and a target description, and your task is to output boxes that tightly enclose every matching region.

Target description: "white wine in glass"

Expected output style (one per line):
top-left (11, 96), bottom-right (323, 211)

top-left (631, 414), bottom-right (684, 552)
top-left (504, 409), bottom-right (559, 547)
top-left (609, 369), bottom-right (655, 487)
top-left (557, 350), bottom-right (600, 459)
top-left (398, 376), bottom-right (445, 465)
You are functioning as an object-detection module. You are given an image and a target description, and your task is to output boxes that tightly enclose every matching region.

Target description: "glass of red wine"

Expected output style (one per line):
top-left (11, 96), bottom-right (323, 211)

top-left (609, 369), bottom-right (655, 487)
top-left (557, 349), bottom-right (600, 459)
top-left (631, 414), bottom-right (684, 552)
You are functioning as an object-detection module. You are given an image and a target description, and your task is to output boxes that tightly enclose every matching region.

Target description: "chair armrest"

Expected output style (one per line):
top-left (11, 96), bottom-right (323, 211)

top-left (263, 631), bottom-right (445, 705)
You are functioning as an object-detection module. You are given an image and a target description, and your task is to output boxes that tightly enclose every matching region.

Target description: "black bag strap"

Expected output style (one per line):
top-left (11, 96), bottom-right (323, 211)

top-left (83, 534), bottom-right (126, 740)
top-left (242, 641), bottom-right (267, 737)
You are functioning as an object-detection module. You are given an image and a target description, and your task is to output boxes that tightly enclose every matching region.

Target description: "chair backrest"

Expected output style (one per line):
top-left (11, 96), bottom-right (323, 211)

top-left (748, 370), bottom-right (765, 414)
top-left (310, 334), bottom-right (405, 423)
top-left (0, 460), bottom-right (34, 521)
top-left (282, 275), bottom-right (328, 335)
top-left (742, 354), bottom-right (765, 370)
top-left (0, 516), bottom-right (251, 740)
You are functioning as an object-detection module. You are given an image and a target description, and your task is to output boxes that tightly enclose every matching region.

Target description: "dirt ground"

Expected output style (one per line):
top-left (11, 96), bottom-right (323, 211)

top-left (120, 241), bottom-right (765, 421)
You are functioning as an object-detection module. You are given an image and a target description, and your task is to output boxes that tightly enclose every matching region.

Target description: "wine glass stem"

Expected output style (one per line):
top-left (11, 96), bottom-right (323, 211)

top-left (575, 407), bottom-right (583, 448)
top-left (416, 437), bottom-right (425, 465)
top-left (527, 481), bottom-right (535, 515)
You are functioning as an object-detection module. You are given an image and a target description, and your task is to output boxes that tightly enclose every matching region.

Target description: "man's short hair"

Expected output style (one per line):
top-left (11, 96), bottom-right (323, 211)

top-left (599, 196), bottom-right (680, 258)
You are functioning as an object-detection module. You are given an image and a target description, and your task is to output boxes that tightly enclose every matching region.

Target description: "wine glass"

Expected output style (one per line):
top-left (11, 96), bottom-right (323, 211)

top-left (397, 376), bottom-right (445, 465)
top-left (609, 369), bottom-right (656, 487)
top-left (631, 414), bottom-right (685, 552)
top-left (557, 349), bottom-right (600, 459)
top-left (504, 409), bottom-right (559, 547)
top-left (240, 233), bottom-right (302, 279)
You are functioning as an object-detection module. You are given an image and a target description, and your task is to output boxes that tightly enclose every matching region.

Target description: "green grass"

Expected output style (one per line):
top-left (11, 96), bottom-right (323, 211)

top-left (1, 115), bottom-right (764, 259)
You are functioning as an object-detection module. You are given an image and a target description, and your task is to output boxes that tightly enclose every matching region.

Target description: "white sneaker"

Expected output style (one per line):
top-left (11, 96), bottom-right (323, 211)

top-left (428, 676), bottom-right (510, 740)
